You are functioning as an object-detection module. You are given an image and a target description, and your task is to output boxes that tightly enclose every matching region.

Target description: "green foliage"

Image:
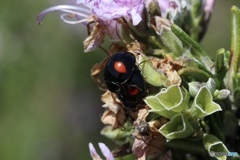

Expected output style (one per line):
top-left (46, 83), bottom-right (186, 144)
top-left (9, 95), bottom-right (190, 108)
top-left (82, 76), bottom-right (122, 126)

top-left (139, 56), bottom-right (171, 87)
top-left (159, 114), bottom-right (193, 140)
top-left (203, 134), bottom-right (229, 160)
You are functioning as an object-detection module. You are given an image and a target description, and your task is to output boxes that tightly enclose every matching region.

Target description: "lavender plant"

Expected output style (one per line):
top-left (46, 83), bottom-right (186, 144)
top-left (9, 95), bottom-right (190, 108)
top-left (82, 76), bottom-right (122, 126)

top-left (37, 0), bottom-right (240, 159)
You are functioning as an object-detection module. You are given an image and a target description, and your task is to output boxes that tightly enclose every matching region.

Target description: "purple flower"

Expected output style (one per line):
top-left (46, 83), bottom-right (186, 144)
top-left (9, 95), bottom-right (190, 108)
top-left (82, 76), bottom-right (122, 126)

top-left (36, 0), bottom-right (145, 52)
top-left (36, 5), bottom-right (92, 25)
top-left (77, 0), bottom-right (145, 25)
top-left (89, 142), bottom-right (114, 160)
top-left (157, 0), bottom-right (215, 41)
top-left (37, 0), bottom-right (145, 26)
top-left (158, 0), bottom-right (169, 18)
top-left (203, 0), bottom-right (215, 20)
top-left (158, 0), bottom-right (188, 22)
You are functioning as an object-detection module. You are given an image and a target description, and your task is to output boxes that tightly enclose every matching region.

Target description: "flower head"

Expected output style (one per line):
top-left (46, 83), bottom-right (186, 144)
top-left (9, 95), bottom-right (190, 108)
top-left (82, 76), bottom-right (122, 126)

top-left (77, 0), bottom-right (145, 25)
top-left (37, 0), bottom-right (145, 26)
top-left (158, 0), bottom-right (189, 22)
top-left (157, 0), bottom-right (215, 41)
top-left (37, 0), bottom-right (145, 52)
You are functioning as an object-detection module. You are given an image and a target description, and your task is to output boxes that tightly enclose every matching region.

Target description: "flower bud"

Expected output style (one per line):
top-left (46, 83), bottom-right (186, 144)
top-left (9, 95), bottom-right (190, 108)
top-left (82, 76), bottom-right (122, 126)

top-left (188, 81), bottom-right (202, 97)
top-left (157, 0), bottom-right (215, 41)
top-left (214, 89), bottom-right (230, 100)
top-left (206, 78), bottom-right (216, 93)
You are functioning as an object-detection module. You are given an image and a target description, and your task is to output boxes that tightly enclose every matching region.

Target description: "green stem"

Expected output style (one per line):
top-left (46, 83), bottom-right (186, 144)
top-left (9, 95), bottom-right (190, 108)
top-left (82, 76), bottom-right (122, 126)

top-left (214, 49), bottom-right (228, 88)
top-left (178, 67), bottom-right (211, 81)
top-left (226, 6), bottom-right (240, 92)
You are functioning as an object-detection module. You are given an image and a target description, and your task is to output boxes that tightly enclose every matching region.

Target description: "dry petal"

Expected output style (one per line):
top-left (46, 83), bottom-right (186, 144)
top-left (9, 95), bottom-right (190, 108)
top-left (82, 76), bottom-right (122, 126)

top-left (150, 55), bottom-right (183, 85)
top-left (136, 108), bottom-right (149, 122)
top-left (101, 107), bottom-right (126, 130)
top-left (101, 92), bottom-right (127, 129)
top-left (84, 22), bottom-right (106, 52)
top-left (91, 58), bottom-right (108, 90)
top-left (132, 119), bottom-right (166, 159)
top-left (132, 138), bottom-right (147, 158)
top-left (101, 91), bottom-right (121, 113)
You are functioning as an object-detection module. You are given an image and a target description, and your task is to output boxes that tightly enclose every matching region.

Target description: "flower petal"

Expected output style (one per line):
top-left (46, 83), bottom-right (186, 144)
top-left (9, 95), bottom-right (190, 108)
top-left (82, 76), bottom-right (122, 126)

top-left (36, 5), bottom-right (91, 24)
top-left (98, 143), bottom-right (114, 160)
top-left (88, 143), bottom-right (102, 160)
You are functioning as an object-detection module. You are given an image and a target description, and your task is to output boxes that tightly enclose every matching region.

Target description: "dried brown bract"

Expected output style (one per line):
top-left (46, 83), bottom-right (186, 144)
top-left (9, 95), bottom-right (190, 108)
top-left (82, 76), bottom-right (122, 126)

top-left (151, 55), bottom-right (183, 85)
top-left (84, 19), bottom-right (106, 52)
top-left (91, 58), bottom-right (108, 90)
top-left (101, 91), bottom-right (127, 130)
top-left (132, 119), bottom-right (166, 160)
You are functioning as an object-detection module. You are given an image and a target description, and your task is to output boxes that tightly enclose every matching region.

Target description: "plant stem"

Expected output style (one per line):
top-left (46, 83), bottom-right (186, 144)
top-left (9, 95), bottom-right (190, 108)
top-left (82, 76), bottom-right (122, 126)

top-left (226, 6), bottom-right (240, 92)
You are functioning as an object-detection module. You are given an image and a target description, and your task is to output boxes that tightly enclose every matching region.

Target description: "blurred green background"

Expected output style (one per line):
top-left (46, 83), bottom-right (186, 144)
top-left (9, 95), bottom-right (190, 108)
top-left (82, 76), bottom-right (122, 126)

top-left (0, 1), bottom-right (239, 160)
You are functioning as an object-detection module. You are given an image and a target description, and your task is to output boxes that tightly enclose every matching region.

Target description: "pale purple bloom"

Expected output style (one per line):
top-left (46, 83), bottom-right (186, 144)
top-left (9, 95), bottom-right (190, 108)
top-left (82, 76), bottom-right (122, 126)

top-left (158, 0), bottom-right (188, 22)
top-left (158, 0), bottom-right (169, 18)
top-left (36, 5), bottom-right (91, 25)
top-left (89, 142), bottom-right (114, 160)
top-left (158, 0), bottom-right (215, 22)
top-left (37, 0), bottom-right (145, 26)
top-left (77, 0), bottom-right (145, 25)
top-left (36, 0), bottom-right (145, 52)
top-left (204, 0), bottom-right (215, 20)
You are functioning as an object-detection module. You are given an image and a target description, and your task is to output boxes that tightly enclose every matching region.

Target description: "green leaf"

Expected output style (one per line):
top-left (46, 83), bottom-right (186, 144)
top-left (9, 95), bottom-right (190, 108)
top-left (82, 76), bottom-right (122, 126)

top-left (145, 85), bottom-right (190, 119)
top-left (203, 134), bottom-right (229, 160)
top-left (190, 87), bottom-right (222, 118)
top-left (171, 24), bottom-right (214, 75)
top-left (159, 114), bottom-right (193, 140)
top-left (215, 48), bottom-right (226, 73)
top-left (156, 85), bottom-right (187, 112)
top-left (139, 56), bottom-right (171, 87)
top-left (178, 67), bottom-right (211, 81)
top-left (152, 17), bottom-right (184, 56)
top-left (144, 96), bottom-right (177, 119)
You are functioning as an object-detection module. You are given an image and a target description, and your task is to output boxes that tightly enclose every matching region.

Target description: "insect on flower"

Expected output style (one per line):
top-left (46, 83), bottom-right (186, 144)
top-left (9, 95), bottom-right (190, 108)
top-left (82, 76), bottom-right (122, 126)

top-left (103, 51), bottom-right (146, 110)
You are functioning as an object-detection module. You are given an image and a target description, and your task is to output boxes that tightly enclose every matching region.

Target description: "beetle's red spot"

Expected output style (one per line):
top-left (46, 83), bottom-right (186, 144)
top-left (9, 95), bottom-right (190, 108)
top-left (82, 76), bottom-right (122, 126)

top-left (129, 87), bottom-right (139, 95)
top-left (114, 61), bottom-right (127, 73)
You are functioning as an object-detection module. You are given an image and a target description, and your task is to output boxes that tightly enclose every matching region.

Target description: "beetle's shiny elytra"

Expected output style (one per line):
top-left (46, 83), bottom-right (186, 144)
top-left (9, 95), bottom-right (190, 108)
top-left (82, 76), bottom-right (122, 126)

top-left (103, 51), bottom-right (146, 109)
top-left (104, 51), bottom-right (135, 83)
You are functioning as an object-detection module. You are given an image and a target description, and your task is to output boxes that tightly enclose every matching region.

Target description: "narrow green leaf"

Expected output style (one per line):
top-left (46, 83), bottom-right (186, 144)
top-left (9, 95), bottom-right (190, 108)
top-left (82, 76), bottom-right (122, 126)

top-left (226, 6), bottom-right (240, 92)
top-left (171, 24), bottom-right (214, 75)
top-left (139, 56), bottom-right (171, 87)
top-left (215, 48), bottom-right (225, 73)
top-left (178, 67), bottom-right (211, 81)
top-left (152, 17), bottom-right (184, 56)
